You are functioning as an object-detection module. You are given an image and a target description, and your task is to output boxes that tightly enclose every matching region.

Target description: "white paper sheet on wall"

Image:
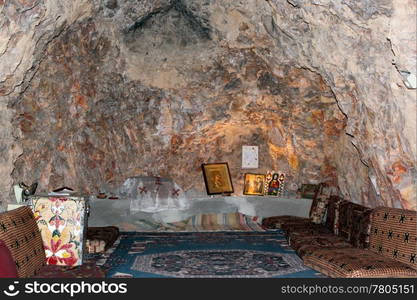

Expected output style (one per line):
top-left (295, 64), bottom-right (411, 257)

top-left (242, 145), bottom-right (259, 169)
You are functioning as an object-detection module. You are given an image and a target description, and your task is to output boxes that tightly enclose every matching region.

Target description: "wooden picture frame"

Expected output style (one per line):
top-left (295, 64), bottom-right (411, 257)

top-left (201, 163), bottom-right (234, 195)
top-left (243, 173), bottom-right (266, 196)
top-left (300, 184), bottom-right (320, 199)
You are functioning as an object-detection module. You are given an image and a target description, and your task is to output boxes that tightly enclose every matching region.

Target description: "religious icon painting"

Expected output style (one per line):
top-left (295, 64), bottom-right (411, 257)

top-left (267, 173), bottom-right (280, 196)
top-left (201, 163), bottom-right (234, 195)
top-left (299, 184), bottom-right (320, 199)
top-left (278, 173), bottom-right (286, 196)
top-left (264, 170), bottom-right (273, 195)
top-left (243, 173), bottom-right (266, 196)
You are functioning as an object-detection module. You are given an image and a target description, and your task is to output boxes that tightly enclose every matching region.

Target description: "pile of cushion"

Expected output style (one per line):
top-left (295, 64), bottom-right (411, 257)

top-left (262, 185), bottom-right (417, 278)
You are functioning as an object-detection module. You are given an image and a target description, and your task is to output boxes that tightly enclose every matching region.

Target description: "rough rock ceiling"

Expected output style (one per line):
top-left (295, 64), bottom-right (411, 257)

top-left (0, 0), bottom-right (415, 210)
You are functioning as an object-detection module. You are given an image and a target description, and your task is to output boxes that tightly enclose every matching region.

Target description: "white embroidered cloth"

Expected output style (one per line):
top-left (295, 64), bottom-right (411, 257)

top-left (118, 176), bottom-right (189, 213)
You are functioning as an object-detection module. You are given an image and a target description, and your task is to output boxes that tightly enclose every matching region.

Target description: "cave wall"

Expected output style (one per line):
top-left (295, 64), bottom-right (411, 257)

top-left (11, 16), bottom-right (345, 196)
top-left (1, 0), bottom-right (416, 210)
top-left (0, 0), bottom-right (94, 209)
top-left (263, 0), bottom-right (416, 209)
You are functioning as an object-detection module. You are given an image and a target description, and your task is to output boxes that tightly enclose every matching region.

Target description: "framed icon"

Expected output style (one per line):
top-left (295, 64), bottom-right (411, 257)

top-left (201, 163), bottom-right (234, 195)
top-left (300, 184), bottom-right (320, 199)
top-left (243, 173), bottom-right (266, 196)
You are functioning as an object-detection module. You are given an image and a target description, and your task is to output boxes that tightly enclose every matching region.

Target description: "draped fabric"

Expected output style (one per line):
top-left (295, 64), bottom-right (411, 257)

top-left (119, 176), bottom-right (189, 213)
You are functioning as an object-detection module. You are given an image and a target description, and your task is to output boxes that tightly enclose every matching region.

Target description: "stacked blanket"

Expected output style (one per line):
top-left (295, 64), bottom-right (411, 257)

top-left (160, 212), bottom-right (264, 232)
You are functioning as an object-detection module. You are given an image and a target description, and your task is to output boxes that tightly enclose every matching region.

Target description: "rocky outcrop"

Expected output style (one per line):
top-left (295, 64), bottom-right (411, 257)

top-left (1, 0), bottom-right (415, 210)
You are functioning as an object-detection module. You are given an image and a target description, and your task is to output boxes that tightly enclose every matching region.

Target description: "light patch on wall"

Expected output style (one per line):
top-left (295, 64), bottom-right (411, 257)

top-left (156, 99), bottom-right (174, 145)
top-left (369, 174), bottom-right (380, 196)
top-left (399, 184), bottom-right (416, 210)
top-left (268, 143), bottom-right (285, 160)
top-left (399, 71), bottom-right (416, 89)
top-left (287, 153), bottom-right (299, 170)
top-left (267, 140), bottom-right (299, 170)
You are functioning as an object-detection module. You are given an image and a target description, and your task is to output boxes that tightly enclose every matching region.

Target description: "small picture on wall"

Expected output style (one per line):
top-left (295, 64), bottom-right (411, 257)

top-left (267, 173), bottom-right (280, 196)
top-left (299, 184), bottom-right (320, 199)
top-left (243, 173), bottom-right (266, 196)
top-left (202, 163), bottom-right (234, 195)
top-left (264, 171), bottom-right (273, 194)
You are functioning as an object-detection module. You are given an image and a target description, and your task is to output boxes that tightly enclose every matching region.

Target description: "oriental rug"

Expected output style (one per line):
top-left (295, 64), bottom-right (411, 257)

top-left (91, 231), bottom-right (324, 278)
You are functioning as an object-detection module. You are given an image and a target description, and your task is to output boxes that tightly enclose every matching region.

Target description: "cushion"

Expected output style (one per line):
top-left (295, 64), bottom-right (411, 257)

top-left (282, 222), bottom-right (331, 237)
top-left (292, 236), bottom-right (352, 258)
top-left (0, 240), bottom-right (18, 278)
top-left (337, 201), bottom-right (350, 238)
top-left (303, 247), bottom-right (417, 278)
top-left (308, 183), bottom-right (338, 224)
top-left (369, 207), bottom-right (417, 269)
top-left (0, 206), bottom-right (46, 277)
top-left (86, 226), bottom-right (120, 253)
top-left (32, 263), bottom-right (106, 278)
top-left (184, 212), bottom-right (264, 231)
top-left (350, 208), bottom-right (372, 248)
top-left (310, 195), bottom-right (329, 224)
top-left (324, 196), bottom-right (343, 233)
top-left (29, 196), bottom-right (87, 267)
top-left (287, 226), bottom-right (334, 248)
top-left (261, 215), bottom-right (311, 229)
top-left (338, 201), bottom-right (357, 240)
top-left (309, 183), bottom-right (327, 223)
top-left (287, 227), bottom-right (333, 246)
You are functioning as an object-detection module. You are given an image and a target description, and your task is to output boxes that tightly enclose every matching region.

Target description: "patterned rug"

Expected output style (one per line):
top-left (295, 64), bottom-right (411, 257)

top-left (89, 231), bottom-right (324, 278)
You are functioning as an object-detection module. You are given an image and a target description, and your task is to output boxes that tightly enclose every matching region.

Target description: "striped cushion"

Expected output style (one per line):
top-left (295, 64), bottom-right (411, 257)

top-left (185, 212), bottom-right (264, 231)
top-left (0, 206), bottom-right (46, 277)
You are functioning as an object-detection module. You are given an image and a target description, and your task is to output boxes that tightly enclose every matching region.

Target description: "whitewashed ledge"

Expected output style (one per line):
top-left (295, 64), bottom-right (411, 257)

top-left (88, 195), bottom-right (313, 229)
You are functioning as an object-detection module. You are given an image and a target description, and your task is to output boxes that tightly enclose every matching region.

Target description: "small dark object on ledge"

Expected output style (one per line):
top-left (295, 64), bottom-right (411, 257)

top-left (97, 192), bottom-right (107, 199)
top-left (20, 182), bottom-right (38, 201)
top-left (52, 186), bottom-right (74, 193)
